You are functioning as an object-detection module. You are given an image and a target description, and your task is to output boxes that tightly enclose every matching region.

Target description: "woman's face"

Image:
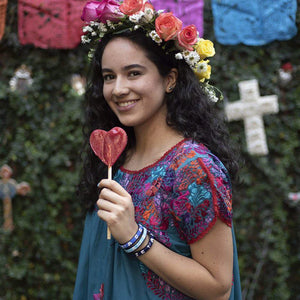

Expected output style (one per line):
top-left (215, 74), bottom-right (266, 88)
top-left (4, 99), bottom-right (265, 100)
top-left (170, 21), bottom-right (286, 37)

top-left (101, 37), bottom-right (174, 129)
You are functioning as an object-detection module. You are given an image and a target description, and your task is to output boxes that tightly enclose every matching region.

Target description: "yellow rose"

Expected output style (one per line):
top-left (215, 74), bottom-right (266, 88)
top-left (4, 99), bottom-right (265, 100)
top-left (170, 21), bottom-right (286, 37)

top-left (195, 39), bottom-right (215, 60)
top-left (194, 60), bottom-right (211, 82)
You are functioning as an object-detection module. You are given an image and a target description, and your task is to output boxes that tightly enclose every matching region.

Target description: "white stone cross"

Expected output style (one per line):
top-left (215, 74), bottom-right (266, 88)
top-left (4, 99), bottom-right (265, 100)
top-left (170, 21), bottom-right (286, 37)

top-left (225, 79), bottom-right (279, 155)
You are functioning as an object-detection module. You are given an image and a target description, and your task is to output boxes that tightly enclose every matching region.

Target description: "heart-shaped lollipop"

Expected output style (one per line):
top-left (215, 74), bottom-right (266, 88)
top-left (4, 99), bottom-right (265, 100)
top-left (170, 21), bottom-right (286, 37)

top-left (90, 127), bottom-right (128, 167)
top-left (89, 127), bottom-right (128, 239)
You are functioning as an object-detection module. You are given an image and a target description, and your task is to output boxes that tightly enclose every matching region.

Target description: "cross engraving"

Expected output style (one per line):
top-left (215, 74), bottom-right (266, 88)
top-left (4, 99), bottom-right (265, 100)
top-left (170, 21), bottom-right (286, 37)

top-left (0, 165), bottom-right (30, 231)
top-left (225, 79), bottom-right (279, 155)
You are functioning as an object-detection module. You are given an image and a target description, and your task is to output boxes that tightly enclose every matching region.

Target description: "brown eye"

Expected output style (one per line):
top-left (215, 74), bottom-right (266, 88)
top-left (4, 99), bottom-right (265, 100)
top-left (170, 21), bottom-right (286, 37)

top-left (103, 74), bottom-right (115, 81)
top-left (128, 71), bottom-right (141, 77)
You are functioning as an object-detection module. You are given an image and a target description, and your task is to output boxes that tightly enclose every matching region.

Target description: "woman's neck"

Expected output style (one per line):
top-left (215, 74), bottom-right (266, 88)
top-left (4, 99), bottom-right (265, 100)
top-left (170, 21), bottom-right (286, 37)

top-left (135, 125), bottom-right (182, 153)
top-left (124, 122), bottom-right (184, 171)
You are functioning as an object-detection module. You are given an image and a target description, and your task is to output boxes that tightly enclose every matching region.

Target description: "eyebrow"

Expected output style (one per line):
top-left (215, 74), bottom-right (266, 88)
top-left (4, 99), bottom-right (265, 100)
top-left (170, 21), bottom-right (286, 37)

top-left (102, 64), bottom-right (146, 73)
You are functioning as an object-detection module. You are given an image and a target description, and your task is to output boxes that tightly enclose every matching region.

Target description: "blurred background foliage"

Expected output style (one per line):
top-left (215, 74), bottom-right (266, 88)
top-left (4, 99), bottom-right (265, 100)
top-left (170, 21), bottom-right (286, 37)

top-left (0, 0), bottom-right (299, 299)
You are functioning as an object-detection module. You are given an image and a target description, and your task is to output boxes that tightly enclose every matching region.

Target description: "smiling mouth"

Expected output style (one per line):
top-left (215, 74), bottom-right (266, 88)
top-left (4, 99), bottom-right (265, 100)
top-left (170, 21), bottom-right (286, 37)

top-left (117, 100), bottom-right (138, 107)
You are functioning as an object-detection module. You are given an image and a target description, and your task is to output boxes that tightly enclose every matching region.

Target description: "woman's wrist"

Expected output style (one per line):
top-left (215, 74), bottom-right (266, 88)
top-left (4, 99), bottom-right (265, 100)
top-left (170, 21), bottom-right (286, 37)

top-left (123, 225), bottom-right (148, 253)
top-left (118, 223), bottom-right (139, 245)
top-left (119, 224), bottom-right (154, 257)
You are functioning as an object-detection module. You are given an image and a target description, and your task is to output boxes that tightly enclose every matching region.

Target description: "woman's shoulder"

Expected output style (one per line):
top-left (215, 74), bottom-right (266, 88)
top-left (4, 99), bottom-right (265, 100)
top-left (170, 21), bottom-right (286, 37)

top-left (177, 139), bottom-right (210, 155)
top-left (172, 139), bottom-right (214, 165)
top-left (171, 139), bottom-right (230, 179)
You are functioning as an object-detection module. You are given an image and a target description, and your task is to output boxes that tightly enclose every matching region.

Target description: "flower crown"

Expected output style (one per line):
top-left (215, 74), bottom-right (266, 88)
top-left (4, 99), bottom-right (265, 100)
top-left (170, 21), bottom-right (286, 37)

top-left (81, 0), bottom-right (222, 102)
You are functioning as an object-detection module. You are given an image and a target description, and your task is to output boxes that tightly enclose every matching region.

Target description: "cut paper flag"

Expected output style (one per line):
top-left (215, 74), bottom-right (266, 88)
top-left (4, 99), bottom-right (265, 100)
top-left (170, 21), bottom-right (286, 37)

top-left (151, 0), bottom-right (204, 37)
top-left (0, 0), bottom-right (8, 40)
top-left (18, 0), bottom-right (86, 49)
top-left (212, 0), bottom-right (298, 45)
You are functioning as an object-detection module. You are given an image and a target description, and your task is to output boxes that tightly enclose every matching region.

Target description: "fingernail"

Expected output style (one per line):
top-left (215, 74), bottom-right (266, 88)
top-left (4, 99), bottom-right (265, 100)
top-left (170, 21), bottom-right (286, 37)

top-left (97, 182), bottom-right (101, 188)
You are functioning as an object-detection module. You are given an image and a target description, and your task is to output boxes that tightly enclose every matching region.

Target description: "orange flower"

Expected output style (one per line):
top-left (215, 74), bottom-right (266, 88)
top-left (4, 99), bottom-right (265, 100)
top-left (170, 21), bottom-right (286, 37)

top-left (177, 25), bottom-right (198, 51)
top-left (119, 0), bottom-right (143, 16)
top-left (155, 12), bottom-right (182, 41)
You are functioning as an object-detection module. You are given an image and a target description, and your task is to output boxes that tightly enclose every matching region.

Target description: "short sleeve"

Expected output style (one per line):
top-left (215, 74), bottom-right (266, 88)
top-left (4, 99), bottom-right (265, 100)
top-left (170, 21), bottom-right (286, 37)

top-left (169, 149), bottom-right (232, 244)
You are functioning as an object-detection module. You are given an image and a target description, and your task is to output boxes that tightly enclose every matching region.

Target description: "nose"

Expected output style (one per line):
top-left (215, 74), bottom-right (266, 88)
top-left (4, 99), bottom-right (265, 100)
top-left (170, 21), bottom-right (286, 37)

top-left (112, 77), bottom-right (129, 97)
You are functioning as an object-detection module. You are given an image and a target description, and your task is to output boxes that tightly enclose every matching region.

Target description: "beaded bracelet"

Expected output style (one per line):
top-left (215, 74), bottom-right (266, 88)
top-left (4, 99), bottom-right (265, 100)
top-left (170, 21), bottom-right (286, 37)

top-left (119, 224), bottom-right (144, 250)
top-left (124, 226), bottom-right (147, 253)
top-left (134, 234), bottom-right (155, 257)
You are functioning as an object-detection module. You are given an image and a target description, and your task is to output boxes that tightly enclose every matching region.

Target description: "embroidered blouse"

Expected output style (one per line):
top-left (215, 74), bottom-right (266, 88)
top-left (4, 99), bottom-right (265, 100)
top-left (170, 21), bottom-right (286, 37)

top-left (73, 139), bottom-right (242, 300)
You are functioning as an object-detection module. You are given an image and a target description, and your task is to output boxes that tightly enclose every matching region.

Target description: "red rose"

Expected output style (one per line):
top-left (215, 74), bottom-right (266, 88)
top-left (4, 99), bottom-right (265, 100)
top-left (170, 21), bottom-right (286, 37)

top-left (281, 62), bottom-right (293, 72)
top-left (119, 0), bottom-right (143, 16)
top-left (177, 25), bottom-right (198, 51)
top-left (155, 12), bottom-right (182, 41)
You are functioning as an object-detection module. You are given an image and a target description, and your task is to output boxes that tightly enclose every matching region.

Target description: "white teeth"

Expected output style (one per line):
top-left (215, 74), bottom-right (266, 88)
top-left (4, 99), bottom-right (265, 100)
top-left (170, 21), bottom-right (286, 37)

top-left (118, 100), bottom-right (137, 107)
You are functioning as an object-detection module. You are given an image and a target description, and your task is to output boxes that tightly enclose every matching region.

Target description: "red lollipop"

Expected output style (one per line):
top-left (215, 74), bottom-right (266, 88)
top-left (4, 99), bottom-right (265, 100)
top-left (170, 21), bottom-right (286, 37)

top-left (89, 127), bottom-right (128, 239)
top-left (90, 127), bottom-right (127, 166)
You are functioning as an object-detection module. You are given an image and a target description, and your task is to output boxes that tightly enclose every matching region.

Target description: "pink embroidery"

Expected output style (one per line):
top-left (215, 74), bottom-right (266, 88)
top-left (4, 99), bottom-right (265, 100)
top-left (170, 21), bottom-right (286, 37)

top-left (93, 283), bottom-right (104, 300)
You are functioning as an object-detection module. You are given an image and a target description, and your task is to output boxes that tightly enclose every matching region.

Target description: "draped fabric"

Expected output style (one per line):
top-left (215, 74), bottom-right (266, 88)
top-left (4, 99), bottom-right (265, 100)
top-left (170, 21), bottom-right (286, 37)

top-left (18, 0), bottom-right (86, 49)
top-left (0, 0), bottom-right (8, 40)
top-left (212, 0), bottom-right (298, 45)
top-left (151, 0), bottom-right (204, 37)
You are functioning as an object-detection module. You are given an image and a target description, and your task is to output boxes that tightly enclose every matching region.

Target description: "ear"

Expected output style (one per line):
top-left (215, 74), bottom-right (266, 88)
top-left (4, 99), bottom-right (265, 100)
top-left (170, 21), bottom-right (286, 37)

top-left (165, 68), bottom-right (178, 93)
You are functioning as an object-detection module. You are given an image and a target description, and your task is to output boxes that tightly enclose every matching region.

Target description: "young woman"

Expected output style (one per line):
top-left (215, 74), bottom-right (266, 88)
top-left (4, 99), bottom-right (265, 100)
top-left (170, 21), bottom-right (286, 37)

top-left (74, 1), bottom-right (242, 299)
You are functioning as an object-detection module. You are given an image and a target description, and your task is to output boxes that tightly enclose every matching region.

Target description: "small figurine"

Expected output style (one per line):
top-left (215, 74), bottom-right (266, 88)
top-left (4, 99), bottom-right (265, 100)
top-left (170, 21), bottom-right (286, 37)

top-left (0, 165), bottom-right (30, 231)
top-left (9, 64), bottom-right (33, 94)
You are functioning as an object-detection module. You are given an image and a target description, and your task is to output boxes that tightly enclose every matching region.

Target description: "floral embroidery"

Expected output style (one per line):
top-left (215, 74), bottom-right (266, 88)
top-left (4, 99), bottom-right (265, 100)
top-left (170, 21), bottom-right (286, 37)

top-left (115, 139), bottom-right (232, 299)
top-left (143, 270), bottom-right (190, 300)
top-left (93, 283), bottom-right (104, 300)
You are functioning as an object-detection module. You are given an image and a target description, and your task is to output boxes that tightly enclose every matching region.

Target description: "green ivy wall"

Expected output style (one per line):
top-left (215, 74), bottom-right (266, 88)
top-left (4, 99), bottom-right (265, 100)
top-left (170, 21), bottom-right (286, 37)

top-left (0, 1), bottom-right (299, 299)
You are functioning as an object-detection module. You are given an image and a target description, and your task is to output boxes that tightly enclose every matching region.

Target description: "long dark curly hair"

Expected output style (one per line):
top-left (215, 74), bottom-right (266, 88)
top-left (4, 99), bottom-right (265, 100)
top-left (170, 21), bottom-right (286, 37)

top-left (78, 29), bottom-right (239, 211)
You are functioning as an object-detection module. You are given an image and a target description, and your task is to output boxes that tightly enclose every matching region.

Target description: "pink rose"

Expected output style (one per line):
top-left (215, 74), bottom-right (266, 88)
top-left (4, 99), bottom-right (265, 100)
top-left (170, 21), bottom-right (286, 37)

top-left (96, 0), bottom-right (124, 22)
top-left (81, 0), bottom-right (123, 22)
top-left (155, 12), bottom-right (182, 41)
top-left (177, 25), bottom-right (198, 51)
top-left (81, 1), bottom-right (102, 22)
top-left (119, 0), bottom-right (143, 16)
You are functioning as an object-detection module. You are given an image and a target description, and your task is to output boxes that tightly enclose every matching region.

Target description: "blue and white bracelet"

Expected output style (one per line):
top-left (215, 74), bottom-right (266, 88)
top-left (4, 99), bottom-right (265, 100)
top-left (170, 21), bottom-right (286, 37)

top-left (119, 224), bottom-right (155, 257)
top-left (124, 226), bottom-right (148, 253)
top-left (119, 224), bottom-right (144, 250)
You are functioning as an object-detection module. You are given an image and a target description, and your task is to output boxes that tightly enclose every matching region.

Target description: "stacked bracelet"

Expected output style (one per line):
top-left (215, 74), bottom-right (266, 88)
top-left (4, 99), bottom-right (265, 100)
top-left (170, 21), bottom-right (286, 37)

top-left (120, 224), bottom-right (144, 250)
top-left (124, 226), bottom-right (147, 253)
top-left (119, 224), bottom-right (155, 257)
top-left (134, 233), bottom-right (155, 257)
